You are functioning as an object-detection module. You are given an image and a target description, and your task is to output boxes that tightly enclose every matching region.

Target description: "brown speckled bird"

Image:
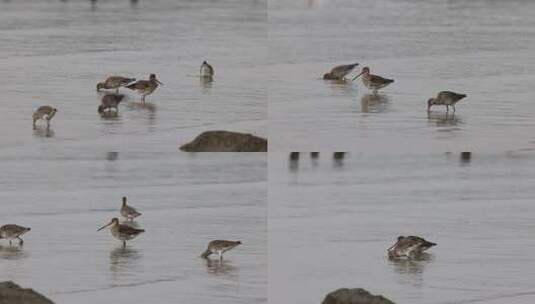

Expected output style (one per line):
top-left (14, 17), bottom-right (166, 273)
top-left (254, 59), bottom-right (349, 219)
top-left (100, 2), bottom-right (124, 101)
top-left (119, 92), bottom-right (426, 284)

top-left (323, 63), bottom-right (359, 80)
top-left (98, 218), bottom-right (144, 247)
top-left (32, 106), bottom-right (57, 129)
top-left (427, 91), bottom-right (467, 113)
top-left (0, 224), bottom-right (31, 245)
top-left (201, 240), bottom-right (241, 260)
top-left (96, 76), bottom-right (136, 93)
top-left (352, 67), bottom-right (394, 93)
top-left (126, 74), bottom-right (163, 103)
top-left (387, 236), bottom-right (436, 259)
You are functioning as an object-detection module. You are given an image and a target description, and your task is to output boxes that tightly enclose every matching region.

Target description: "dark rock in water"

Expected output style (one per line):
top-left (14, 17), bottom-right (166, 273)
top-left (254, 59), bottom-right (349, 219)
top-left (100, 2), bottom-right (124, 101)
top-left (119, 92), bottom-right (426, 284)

top-left (0, 281), bottom-right (54, 304)
top-left (322, 288), bottom-right (395, 304)
top-left (180, 131), bottom-right (267, 152)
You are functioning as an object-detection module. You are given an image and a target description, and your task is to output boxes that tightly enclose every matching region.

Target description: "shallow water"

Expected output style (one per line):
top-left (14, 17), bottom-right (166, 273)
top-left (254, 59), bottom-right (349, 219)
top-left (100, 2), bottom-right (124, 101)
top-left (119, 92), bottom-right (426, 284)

top-left (0, 152), bottom-right (267, 304)
top-left (0, 1), bottom-right (267, 303)
top-left (0, 0), bottom-right (267, 153)
top-left (269, 0), bottom-right (535, 152)
top-left (269, 152), bottom-right (535, 304)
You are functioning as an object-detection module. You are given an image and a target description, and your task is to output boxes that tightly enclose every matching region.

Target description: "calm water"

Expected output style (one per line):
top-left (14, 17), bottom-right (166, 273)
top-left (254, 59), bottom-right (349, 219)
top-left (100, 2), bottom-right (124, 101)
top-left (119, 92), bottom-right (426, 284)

top-left (269, 0), bottom-right (535, 152)
top-left (269, 152), bottom-right (535, 304)
top-left (0, 152), bottom-right (267, 304)
top-left (0, 0), bottom-right (266, 152)
top-left (0, 1), bottom-right (266, 303)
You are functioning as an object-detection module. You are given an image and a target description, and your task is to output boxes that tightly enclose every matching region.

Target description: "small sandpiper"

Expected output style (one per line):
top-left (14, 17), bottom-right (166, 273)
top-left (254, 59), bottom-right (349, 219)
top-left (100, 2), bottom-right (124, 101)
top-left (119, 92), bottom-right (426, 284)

top-left (427, 91), bottom-right (467, 113)
top-left (96, 76), bottom-right (136, 93)
top-left (200, 61), bottom-right (214, 78)
top-left (352, 67), bottom-right (394, 94)
top-left (125, 74), bottom-right (163, 103)
top-left (120, 196), bottom-right (141, 221)
top-left (98, 217), bottom-right (144, 247)
top-left (387, 236), bottom-right (436, 259)
top-left (32, 106), bottom-right (57, 129)
top-left (201, 240), bottom-right (242, 260)
top-left (323, 63), bottom-right (359, 80)
top-left (98, 94), bottom-right (124, 115)
top-left (0, 224), bottom-right (31, 246)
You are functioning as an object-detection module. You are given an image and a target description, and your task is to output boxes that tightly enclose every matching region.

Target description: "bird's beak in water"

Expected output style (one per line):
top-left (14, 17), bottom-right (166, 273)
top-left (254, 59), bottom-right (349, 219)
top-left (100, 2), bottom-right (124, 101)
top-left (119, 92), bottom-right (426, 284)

top-left (97, 221), bottom-right (113, 231)
top-left (352, 72), bottom-right (363, 81)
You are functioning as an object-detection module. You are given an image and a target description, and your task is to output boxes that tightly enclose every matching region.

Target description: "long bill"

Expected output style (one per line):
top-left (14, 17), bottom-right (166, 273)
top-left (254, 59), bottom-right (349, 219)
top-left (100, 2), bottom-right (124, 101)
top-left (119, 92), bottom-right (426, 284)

top-left (352, 71), bottom-right (364, 81)
top-left (156, 79), bottom-right (164, 85)
top-left (97, 221), bottom-right (113, 231)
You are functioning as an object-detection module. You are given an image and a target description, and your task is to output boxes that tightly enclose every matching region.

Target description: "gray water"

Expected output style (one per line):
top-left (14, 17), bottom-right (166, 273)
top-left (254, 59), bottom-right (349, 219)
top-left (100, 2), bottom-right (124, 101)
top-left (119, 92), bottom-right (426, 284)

top-left (0, 152), bottom-right (267, 304)
top-left (269, 152), bottom-right (535, 304)
top-left (0, 1), bottom-right (267, 303)
top-left (269, 0), bottom-right (535, 152)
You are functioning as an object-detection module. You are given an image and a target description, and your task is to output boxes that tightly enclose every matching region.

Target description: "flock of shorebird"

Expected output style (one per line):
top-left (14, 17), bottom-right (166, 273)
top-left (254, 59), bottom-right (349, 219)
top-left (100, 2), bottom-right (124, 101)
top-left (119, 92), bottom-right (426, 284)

top-left (1, 195), bottom-right (242, 261)
top-left (31, 61), bottom-right (215, 129)
top-left (323, 63), bottom-right (467, 113)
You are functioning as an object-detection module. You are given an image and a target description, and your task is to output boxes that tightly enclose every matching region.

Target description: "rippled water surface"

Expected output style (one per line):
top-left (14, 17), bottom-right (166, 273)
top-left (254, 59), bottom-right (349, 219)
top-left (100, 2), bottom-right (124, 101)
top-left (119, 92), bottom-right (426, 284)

top-left (0, 1), bottom-right (266, 303)
top-left (269, 152), bottom-right (535, 304)
top-left (269, 0), bottom-right (535, 152)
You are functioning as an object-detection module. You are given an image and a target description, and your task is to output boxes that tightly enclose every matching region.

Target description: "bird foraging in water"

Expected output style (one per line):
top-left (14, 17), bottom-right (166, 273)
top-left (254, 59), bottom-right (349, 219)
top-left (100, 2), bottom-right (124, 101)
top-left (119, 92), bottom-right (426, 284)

top-left (201, 240), bottom-right (241, 260)
top-left (200, 61), bottom-right (214, 78)
top-left (32, 106), bottom-right (57, 129)
top-left (427, 91), bottom-right (466, 113)
top-left (352, 67), bottom-right (394, 94)
top-left (98, 218), bottom-right (144, 247)
top-left (387, 236), bottom-right (436, 259)
top-left (125, 74), bottom-right (163, 103)
top-left (0, 224), bottom-right (31, 245)
top-left (120, 196), bottom-right (141, 221)
top-left (98, 94), bottom-right (124, 115)
top-left (323, 63), bottom-right (359, 80)
top-left (96, 76), bottom-right (136, 93)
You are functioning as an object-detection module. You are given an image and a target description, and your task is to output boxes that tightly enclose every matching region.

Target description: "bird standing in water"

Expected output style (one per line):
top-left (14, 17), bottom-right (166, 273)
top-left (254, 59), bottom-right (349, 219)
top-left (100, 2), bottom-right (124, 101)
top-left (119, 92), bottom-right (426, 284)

top-left (32, 106), bottom-right (57, 130)
top-left (200, 61), bottom-right (214, 78)
top-left (125, 74), bottom-right (163, 103)
top-left (323, 63), bottom-right (359, 80)
top-left (427, 91), bottom-right (467, 113)
top-left (0, 224), bottom-right (31, 245)
top-left (387, 236), bottom-right (436, 259)
top-left (96, 76), bottom-right (136, 93)
top-left (201, 240), bottom-right (241, 260)
top-left (352, 67), bottom-right (394, 94)
top-left (120, 196), bottom-right (141, 221)
top-left (98, 94), bottom-right (124, 115)
top-left (98, 218), bottom-right (144, 247)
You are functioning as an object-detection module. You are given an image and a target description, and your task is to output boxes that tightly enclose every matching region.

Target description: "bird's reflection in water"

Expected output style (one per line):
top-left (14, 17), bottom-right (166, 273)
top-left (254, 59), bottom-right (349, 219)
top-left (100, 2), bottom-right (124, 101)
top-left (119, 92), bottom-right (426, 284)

top-left (200, 76), bottom-right (214, 91)
top-left (127, 102), bottom-right (157, 128)
top-left (333, 152), bottom-right (346, 167)
top-left (110, 246), bottom-right (142, 274)
top-left (33, 127), bottom-right (54, 138)
top-left (427, 111), bottom-right (462, 127)
top-left (388, 253), bottom-right (434, 287)
top-left (204, 258), bottom-right (238, 275)
top-left (106, 151), bottom-right (119, 161)
top-left (289, 152), bottom-right (299, 171)
top-left (360, 94), bottom-right (389, 113)
top-left (0, 245), bottom-right (28, 260)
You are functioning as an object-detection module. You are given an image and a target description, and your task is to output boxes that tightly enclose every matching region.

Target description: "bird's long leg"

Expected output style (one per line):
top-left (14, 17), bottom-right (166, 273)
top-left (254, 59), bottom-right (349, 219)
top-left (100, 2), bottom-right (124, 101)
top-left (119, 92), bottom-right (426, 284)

top-left (446, 105), bottom-right (449, 112)
top-left (123, 241), bottom-right (126, 248)
top-left (9, 240), bottom-right (12, 246)
top-left (452, 104), bottom-right (456, 113)
top-left (33, 119), bottom-right (37, 130)
top-left (218, 251), bottom-right (223, 261)
top-left (46, 119), bottom-right (50, 129)
top-left (17, 237), bottom-right (23, 245)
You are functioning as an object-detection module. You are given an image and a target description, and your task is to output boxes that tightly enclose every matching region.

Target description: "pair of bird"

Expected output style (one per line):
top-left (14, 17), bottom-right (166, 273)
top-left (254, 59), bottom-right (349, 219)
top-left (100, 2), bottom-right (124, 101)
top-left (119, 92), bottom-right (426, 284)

top-left (323, 63), bottom-right (466, 113)
top-left (97, 197), bottom-right (240, 260)
top-left (97, 74), bottom-right (163, 103)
